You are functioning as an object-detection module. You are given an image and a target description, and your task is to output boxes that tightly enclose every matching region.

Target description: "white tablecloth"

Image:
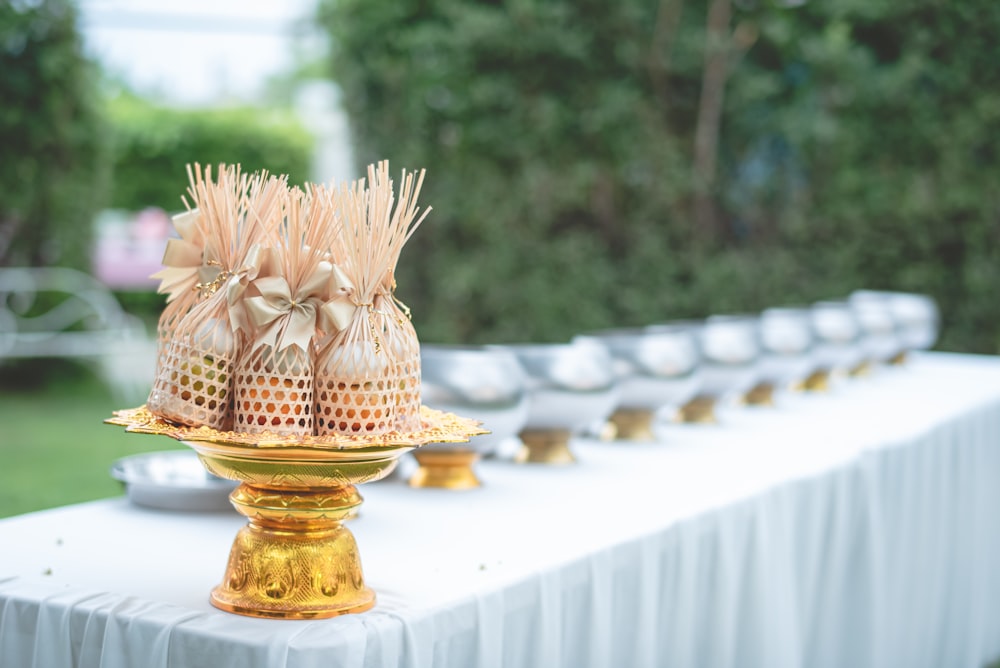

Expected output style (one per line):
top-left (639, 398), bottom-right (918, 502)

top-left (3, 352), bottom-right (1000, 668)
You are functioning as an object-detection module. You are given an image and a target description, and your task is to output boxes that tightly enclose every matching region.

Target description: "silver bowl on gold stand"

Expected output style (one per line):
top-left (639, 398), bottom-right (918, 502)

top-left (686, 315), bottom-right (762, 419)
top-left (577, 326), bottom-right (700, 440)
top-left (414, 344), bottom-right (528, 489)
top-left (852, 290), bottom-right (940, 362)
top-left (810, 300), bottom-right (865, 383)
top-left (499, 340), bottom-right (619, 463)
top-left (757, 307), bottom-right (821, 396)
top-left (849, 291), bottom-right (905, 370)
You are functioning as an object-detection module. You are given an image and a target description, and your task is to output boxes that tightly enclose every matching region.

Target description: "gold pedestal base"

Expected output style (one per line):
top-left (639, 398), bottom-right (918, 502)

top-left (608, 409), bottom-right (655, 441)
top-left (677, 396), bottom-right (717, 424)
top-left (743, 382), bottom-right (775, 407)
top-left (409, 448), bottom-right (481, 489)
top-left (106, 405), bottom-right (488, 620)
top-left (796, 369), bottom-right (831, 392)
top-left (850, 361), bottom-right (872, 377)
top-left (889, 351), bottom-right (907, 365)
top-left (516, 429), bottom-right (575, 464)
top-left (212, 483), bottom-right (373, 619)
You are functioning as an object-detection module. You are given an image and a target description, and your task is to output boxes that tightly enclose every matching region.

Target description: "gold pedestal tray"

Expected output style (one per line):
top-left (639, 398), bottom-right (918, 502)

top-left (608, 408), bottom-right (656, 441)
top-left (408, 448), bottom-right (482, 489)
top-left (516, 429), bottom-right (575, 464)
top-left (108, 405), bottom-right (484, 619)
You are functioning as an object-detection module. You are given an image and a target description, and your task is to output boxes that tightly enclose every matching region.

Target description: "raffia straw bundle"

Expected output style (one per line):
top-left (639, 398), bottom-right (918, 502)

top-left (231, 184), bottom-right (341, 435)
top-left (147, 165), bottom-right (284, 429)
top-left (314, 161), bottom-right (430, 435)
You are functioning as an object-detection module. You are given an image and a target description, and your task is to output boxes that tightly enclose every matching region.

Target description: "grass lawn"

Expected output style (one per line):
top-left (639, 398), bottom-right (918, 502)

top-left (0, 360), bottom-right (182, 519)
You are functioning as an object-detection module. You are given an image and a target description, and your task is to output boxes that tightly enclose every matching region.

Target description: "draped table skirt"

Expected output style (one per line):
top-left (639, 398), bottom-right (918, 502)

top-left (2, 352), bottom-right (1000, 668)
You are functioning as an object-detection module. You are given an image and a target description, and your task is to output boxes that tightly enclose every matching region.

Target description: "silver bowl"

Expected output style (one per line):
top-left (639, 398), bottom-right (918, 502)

top-left (849, 291), bottom-right (905, 367)
top-left (412, 344), bottom-right (529, 488)
top-left (498, 340), bottom-right (619, 463)
top-left (757, 307), bottom-right (820, 393)
top-left (693, 315), bottom-right (763, 414)
top-left (855, 290), bottom-right (940, 355)
top-left (110, 450), bottom-right (238, 512)
top-left (810, 300), bottom-right (865, 381)
top-left (577, 326), bottom-right (700, 439)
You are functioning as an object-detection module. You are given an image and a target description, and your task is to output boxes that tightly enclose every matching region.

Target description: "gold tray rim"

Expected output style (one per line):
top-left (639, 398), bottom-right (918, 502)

top-left (106, 405), bottom-right (487, 452)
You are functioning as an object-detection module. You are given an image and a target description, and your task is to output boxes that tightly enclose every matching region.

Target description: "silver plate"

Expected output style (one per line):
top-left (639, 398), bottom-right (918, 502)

top-left (110, 450), bottom-right (238, 512)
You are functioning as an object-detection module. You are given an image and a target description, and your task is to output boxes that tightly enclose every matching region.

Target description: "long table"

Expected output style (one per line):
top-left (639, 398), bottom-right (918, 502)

top-left (2, 352), bottom-right (1000, 668)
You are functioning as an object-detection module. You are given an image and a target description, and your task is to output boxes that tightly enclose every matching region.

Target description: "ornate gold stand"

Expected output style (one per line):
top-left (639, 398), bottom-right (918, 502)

top-left (193, 449), bottom-right (391, 619)
top-left (409, 448), bottom-right (482, 489)
top-left (677, 395), bottom-right (717, 424)
top-left (608, 408), bottom-right (656, 441)
top-left (107, 405), bottom-right (484, 619)
top-left (743, 382), bottom-right (775, 407)
top-left (850, 361), bottom-right (872, 377)
top-left (516, 429), bottom-right (575, 464)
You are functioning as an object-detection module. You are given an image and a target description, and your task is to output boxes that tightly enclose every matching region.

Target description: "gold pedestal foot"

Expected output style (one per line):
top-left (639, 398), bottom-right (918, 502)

top-left (796, 369), bottom-right (831, 392)
top-left (849, 361), bottom-right (872, 377)
top-left (743, 382), bottom-right (775, 406)
top-left (889, 351), bottom-right (907, 365)
top-left (516, 429), bottom-right (575, 464)
top-left (608, 409), bottom-right (655, 441)
top-left (211, 483), bottom-right (373, 619)
top-left (677, 396), bottom-right (717, 424)
top-left (409, 448), bottom-right (481, 489)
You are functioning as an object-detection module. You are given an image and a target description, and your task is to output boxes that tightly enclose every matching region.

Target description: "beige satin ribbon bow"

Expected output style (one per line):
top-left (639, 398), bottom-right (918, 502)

top-left (225, 244), bottom-right (274, 334)
top-left (318, 264), bottom-right (360, 334)
top-left (150, 209), bottom-right (217, 302)
top-left (243, 262), bottom-right (334, 352)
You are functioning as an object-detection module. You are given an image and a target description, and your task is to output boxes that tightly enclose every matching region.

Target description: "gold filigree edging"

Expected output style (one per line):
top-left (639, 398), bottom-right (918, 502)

top-left (106, 405), bottom-right (486, 450)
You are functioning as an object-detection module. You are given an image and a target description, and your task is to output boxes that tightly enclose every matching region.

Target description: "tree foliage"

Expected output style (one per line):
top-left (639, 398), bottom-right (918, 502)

top-left (107, 96), bottom-right (314, 213)
top-left (320, 0), bottom-right (1000, 351)
top-left (0, 0), bottom-right (108, 270)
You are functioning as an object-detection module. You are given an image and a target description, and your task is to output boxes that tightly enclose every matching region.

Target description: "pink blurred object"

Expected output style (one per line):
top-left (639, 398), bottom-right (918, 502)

top-left (93, 208), bottom-right (171, 290)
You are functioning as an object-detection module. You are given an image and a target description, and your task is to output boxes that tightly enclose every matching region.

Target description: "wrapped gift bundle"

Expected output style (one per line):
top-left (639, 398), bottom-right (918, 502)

top-left (147, 166), bottom-right (285, 429)
top-left (314, 163), bottom-right (428, 436)
top-left (230, 184), bottom-right (340, 436)
top-left (146, 161), bottom-right (430, 438)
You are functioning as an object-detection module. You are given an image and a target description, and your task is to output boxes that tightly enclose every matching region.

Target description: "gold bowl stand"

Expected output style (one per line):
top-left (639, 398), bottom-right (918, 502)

top-left (515, 429), bottom-right (575, 464)
top-left (108, 405), bottom-right (484, 619)
top-left (408, 447), bottom-right (483, 489)
top-left (192, 440), bottom-right (409, 618)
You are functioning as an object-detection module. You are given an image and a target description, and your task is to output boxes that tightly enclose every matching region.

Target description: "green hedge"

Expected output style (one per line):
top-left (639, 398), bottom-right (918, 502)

top-left (318, 0), bottom-right (1000, 353)
top-left (0, 0), bottom-right (108, 270)
top-left (107, 96), bottom-right (314, 213)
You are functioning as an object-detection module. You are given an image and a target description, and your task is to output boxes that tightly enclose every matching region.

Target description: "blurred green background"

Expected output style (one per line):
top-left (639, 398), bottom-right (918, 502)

top-left (2, 0), bottom-right (999, 515)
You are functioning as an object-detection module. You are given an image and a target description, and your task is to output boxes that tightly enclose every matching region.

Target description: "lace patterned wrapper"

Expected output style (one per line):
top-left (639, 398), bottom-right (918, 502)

top-left (148, 300), bottom-right (236, 429)
top-left (234, 343), bottom-right (314, 435)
